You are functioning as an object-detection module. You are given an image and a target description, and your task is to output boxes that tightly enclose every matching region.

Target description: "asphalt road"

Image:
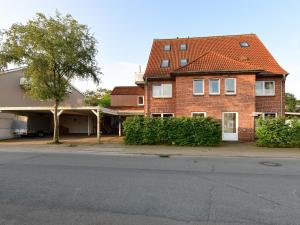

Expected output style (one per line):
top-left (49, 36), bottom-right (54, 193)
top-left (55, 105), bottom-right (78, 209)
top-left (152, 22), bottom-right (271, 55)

top-left (0, 151), bottom-right (300, 225)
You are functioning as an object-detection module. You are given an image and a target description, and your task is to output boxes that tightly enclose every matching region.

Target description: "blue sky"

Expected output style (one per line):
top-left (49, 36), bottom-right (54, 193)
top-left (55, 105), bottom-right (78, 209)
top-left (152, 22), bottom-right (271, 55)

top-left (0, 0), bottom-right (299, 98)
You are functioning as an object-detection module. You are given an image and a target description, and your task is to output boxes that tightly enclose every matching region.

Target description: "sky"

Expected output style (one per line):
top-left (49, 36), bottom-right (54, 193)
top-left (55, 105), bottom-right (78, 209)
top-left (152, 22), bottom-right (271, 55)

top-left (0, 0), bottom-right (300, 98)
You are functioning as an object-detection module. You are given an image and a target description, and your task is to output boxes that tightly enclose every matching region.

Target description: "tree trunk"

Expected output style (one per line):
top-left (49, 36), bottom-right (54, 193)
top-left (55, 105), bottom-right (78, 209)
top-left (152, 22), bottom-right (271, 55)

top-left (53, 100), bottom-right (60, 144)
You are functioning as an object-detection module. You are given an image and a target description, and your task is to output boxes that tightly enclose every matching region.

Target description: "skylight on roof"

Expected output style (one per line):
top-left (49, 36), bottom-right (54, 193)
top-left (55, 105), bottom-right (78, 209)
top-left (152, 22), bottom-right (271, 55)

top-left (161, 59), bottom-right (170, 68)
top-left (240, 42), bottom-right (250, 47)
top-left (164, 44), bottom-right (171, 51)
top-left (180, 58), bottom-right (188, 66)
top-left (180, 43), bottom-right (187, 51)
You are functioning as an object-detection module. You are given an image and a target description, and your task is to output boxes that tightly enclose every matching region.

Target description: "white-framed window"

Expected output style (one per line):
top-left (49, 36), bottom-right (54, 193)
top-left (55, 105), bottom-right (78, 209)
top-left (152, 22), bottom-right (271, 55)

top-left (225, 78), bottom-right (236, 95)
top-left (152, 83), bottom-right (172, 98)
top-left (180, 58), bottom-right (188, 66)
top-left (193, 80), bottom-right (204, 95)
top-left (256, 81), bottom-right (275, 96)
top-left (161, 59), bottom-right (170, 68)
top-left (191, 112), bottom-right (207, 117)
top-left (151, 113), bottom-right (174, 118)
top-left (209, 79), bottom-right (220, 95)
top-left (137, 96), bottom-right (144, 106)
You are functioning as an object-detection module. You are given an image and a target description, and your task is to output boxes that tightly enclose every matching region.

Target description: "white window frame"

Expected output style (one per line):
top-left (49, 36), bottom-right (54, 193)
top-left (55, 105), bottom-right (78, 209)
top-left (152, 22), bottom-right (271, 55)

top-left (209, 79), bottom-right (220, 95)
top-left (255, 112), bottom-right (278, 119)
top-left (193, 79), bottom-right (204, 95)
top-left (225, 78), bottom-right (236, 95)
top-left (191, 112), bottom-right (207, 117)
top-left (137, 96), bottom-right (144, 106)
top-left (152, 83), bottom-right (172, 98)
top-left (151, 113), bottom-right (174, 118)
top-left (256, 81), bottom-right (275, 96)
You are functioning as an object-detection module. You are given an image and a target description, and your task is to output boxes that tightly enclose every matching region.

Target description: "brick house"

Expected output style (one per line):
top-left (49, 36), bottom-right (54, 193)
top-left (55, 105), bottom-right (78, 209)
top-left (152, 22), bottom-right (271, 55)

top-left (111, 34), bottom-right (288, 141)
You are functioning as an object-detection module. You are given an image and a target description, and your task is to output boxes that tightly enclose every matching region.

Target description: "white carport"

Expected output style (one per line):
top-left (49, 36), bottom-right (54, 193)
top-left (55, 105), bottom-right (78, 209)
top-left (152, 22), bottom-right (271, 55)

top-left (0, 106), bottom-right (143, 143)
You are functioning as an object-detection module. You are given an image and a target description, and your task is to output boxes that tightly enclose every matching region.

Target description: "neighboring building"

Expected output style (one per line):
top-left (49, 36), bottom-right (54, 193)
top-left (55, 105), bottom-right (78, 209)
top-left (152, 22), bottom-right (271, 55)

top-left (111, 86), bottom-right (144, 110)
top-left (116, 34), bottom-right (288, 142)
top-left (0, 68), bottom-right (142, 140)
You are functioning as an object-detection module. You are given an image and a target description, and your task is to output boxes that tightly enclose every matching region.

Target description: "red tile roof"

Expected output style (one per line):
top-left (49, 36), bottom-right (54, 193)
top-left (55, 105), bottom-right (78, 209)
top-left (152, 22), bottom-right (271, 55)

top-left (174, 51), bottom-right (262, 73)
top-left (111, 86), bottom-right (144, 95)
top-left (144, 34), bottom-right (287, 78)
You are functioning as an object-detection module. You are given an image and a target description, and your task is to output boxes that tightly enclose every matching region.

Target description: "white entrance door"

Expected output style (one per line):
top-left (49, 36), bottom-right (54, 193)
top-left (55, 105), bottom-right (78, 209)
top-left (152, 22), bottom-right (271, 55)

top-left (222, 112), bottom-right (238, 141)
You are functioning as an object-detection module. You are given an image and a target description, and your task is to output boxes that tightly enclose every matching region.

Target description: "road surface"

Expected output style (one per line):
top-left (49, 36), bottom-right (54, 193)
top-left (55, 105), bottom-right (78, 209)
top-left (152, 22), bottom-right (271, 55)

top-left (0, 150), bottom-right (300, 225)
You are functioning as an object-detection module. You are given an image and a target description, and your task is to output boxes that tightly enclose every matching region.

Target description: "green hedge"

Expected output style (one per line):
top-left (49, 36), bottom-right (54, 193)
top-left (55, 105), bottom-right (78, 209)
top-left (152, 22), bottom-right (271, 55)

top-left (123, 116), bottom-right (221, 146)
top-left (256, 118), bottom-right (300, 148)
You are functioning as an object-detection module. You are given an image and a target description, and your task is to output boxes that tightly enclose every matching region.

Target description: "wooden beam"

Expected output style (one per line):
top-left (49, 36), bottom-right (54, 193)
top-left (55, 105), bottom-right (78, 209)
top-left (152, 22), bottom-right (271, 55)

top-left (91, 110), bottom-right (98, 116)
top-left (96, 109), bottom-right (101, 143)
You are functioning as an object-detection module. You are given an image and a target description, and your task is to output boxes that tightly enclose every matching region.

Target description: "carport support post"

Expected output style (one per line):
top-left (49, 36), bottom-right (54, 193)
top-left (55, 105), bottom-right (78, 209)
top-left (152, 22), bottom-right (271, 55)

top-left (92, 108), bottom-right (101, 144)
top-left (118, 116), bottom-right (122, 137)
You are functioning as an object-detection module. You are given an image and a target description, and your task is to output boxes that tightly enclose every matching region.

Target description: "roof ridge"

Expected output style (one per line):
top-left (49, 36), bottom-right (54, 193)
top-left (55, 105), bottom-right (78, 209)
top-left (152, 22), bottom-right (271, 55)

top-left (154, 33), bottom-right (257, 41)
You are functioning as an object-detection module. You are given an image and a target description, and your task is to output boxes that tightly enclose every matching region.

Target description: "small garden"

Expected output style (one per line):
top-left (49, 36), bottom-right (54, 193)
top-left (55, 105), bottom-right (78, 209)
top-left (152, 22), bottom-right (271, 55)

top-left (123, 116), bottom-right (221, 146)
top-left (256, 117), bottom-right (300, 148)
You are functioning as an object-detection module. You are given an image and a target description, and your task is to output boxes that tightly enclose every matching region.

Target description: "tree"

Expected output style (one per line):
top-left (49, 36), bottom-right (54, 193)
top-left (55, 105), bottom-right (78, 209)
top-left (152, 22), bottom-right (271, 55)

top-left (84, 88), bottom-right (111, 107)
top-left (0, 12), bottom-right (101, 143)
top-left (285, 93), bottom-right (297, 112)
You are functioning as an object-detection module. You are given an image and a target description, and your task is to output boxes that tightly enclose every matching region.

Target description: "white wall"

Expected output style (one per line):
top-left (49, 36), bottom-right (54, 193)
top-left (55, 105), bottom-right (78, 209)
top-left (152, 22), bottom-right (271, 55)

top-left (60, 115), bottom-right (89, 134)
top-left (0, 113), bottom-right (15, 140)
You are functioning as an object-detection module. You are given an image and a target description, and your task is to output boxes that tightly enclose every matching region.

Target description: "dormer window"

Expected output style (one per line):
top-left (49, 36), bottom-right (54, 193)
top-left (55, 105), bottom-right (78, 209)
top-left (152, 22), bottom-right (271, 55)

top-left (179, 43), bottom-right (187, 51)
top-left (161, 59), bottom-right (170, 68)
top-left (240, 42), bottom-right (249, 47)
top-left (164, 44), bottom-right (171, 51)
top-left (180, 58), bottom-right (188, 66)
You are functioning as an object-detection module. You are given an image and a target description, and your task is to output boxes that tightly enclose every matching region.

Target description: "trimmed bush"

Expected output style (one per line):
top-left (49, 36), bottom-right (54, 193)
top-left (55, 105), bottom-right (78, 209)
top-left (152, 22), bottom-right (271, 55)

top-left (256, 118), bottom-right (300, 148)
top-left (123, 116), bottom-right (221, 146)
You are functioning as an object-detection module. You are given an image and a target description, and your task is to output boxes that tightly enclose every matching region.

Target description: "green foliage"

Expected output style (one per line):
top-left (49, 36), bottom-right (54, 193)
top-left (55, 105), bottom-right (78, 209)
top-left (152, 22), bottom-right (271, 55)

top-left (123, 116), bottom-right (222, 146)
top-left (84, 88), bottom-right (111, 107)
top-left (256, 117), bottom-right (300, 148)
top-left (0, 11), bottom-right (101, 102)
top-left (0, 11), bottom-right (101, 143)
top-left (285, 93), bottom-right (297, 112)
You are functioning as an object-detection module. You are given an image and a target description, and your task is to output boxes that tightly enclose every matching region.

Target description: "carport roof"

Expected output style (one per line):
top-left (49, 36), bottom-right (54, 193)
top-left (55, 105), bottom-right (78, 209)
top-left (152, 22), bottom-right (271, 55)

top-left (0, 106), bottom-right (144, 116)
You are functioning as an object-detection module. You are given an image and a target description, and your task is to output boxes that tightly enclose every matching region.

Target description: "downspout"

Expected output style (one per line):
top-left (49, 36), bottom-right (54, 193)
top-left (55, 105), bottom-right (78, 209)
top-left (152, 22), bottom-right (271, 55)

top-left (145, 77), bottom-right (149, 117)
top-left (281, 74), bottom-right (287, 117)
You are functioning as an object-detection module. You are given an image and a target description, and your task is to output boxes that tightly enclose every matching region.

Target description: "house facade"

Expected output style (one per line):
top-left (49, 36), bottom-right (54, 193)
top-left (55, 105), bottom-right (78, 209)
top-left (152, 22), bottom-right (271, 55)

top-left (114, 34), bottom-right (288, 141)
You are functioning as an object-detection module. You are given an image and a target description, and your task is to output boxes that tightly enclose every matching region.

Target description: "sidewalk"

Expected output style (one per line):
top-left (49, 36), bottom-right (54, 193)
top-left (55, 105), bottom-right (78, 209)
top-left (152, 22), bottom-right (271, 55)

top-left (0, 141), bottom-right (299, 159)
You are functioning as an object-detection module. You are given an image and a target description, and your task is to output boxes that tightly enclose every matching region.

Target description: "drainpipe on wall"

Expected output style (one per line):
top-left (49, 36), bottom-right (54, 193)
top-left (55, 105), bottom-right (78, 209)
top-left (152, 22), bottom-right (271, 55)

top-left (281, 74), bottom-right (287, 117)
top-left (145, 77), bottom-right (149, 117)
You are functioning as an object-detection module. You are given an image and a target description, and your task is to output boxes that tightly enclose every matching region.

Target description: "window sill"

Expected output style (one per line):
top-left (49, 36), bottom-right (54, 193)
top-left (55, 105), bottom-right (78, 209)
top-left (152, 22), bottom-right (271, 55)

top-left (256, 95), bottom-right (275, 97)
top-left (193, 93), bottom-right (204, 96)
top-left (209, 93), bottom-right (220, 96)
top-left (225, 93), bottom-right (236, 96)
top-left (152, 96), bottom-right (172, 99)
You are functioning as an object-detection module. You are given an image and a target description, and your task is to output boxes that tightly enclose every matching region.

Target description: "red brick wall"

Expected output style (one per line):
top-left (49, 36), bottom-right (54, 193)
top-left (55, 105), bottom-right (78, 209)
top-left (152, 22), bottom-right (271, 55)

top-left (175, 74), bottom-right (256, 141)
top-left (146, 80), bottom-right (176, 115)
top-left (111, 95), bottom-right (142, 107)
top-left (255, 76), bottom-right (285, 116)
